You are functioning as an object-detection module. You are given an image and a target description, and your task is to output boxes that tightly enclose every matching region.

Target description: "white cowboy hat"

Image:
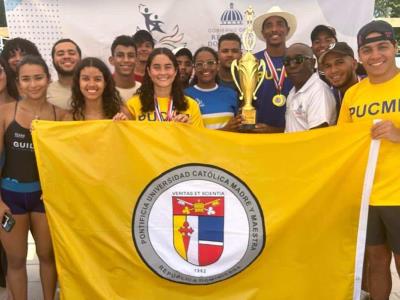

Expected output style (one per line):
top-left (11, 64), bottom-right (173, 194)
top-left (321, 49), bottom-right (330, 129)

top-left (253, 6), bottom-right (297, 41)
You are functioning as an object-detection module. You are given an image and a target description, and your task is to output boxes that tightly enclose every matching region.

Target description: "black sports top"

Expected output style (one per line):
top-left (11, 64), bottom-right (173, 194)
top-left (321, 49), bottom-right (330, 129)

top-left (2, 102), bottom-right (56, 182)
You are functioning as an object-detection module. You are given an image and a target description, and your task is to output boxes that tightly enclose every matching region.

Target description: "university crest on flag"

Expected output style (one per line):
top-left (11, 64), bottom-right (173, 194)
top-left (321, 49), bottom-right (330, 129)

top-left (133, 164), bottom-right (265, 284)
top-left (172, 196), bottom-right (224, 266)
top-left (31, 120), bottom-right (383, 299)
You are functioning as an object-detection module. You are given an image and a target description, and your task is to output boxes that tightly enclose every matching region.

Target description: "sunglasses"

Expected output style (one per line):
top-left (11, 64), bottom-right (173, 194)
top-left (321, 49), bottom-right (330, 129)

top-left (283, 55), bottom-right (313, 67)
top-left (194, 60), bottom-right (217, 70)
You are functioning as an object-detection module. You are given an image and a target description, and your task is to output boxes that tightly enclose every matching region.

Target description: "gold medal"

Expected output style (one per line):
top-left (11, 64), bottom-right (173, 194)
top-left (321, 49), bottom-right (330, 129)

top-left (272, 94), bottom-right (286, 107)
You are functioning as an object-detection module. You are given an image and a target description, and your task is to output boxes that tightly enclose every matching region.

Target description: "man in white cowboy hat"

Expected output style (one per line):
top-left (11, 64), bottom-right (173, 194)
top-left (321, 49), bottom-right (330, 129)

top-left (251, 6), bottom-right (297, 133)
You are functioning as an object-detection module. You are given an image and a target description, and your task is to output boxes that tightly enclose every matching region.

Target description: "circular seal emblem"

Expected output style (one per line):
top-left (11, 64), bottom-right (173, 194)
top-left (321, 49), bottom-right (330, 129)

top-left (132, 164), bottom-right (265, 285)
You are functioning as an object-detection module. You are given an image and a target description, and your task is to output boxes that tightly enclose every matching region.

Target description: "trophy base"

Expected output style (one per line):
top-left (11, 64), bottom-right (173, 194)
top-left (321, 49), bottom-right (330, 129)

top-left (240, 109), bottom-right (256, 131)
top-left (239, 124), bottom-right (256, 131)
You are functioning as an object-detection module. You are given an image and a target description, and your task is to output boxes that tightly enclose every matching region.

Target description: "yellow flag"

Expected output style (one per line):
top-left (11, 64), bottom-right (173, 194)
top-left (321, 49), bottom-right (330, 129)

top-left (32, 120), bottom-right (375, 300)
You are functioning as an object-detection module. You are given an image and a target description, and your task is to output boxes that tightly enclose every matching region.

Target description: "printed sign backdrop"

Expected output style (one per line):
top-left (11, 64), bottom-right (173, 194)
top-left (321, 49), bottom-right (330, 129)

top-left (4, 0), bottom-right (374, 77)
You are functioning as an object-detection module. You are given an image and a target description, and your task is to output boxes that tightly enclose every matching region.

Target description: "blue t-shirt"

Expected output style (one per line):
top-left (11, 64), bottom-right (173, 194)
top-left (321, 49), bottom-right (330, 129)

top-left (254, 50), bottom-right (293, 128)
top-left (219, 79), bottom-right (237, 91)
top-left (185, 85), bottom-right (238, 129)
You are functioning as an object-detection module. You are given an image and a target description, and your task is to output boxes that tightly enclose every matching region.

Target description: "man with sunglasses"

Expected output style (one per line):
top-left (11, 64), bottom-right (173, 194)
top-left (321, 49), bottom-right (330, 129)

top-left (284, 43), bottom-right (336, 132)
top-left (251, 6), bottom-right (296, 133)
top-left (337, 20), bottom-right (400, 300)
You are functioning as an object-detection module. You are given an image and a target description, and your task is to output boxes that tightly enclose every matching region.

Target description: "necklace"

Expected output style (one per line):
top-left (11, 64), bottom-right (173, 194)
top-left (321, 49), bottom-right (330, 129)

top-left (20, 101), bottom-right (47, 120)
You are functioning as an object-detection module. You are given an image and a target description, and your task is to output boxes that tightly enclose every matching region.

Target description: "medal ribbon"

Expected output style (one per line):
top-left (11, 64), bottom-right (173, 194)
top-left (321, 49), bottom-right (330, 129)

top-left (264, 51), bottom-right (286, 94)
top-left (154, 96), bottom-right (174, 121)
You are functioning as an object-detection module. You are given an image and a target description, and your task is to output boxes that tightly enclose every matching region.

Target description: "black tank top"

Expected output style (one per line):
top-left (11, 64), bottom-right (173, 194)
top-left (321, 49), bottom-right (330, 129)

top-left (2, 102), bottom-right (56, 182)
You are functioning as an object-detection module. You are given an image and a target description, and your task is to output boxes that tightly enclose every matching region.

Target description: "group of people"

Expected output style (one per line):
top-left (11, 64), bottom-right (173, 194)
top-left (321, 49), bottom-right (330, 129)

top-left (0, 4), bottom-right (397, 300)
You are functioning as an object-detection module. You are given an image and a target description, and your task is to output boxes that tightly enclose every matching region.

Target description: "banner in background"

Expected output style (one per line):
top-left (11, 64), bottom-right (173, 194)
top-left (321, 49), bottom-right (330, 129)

top-left (4, 0), bottom-right (374, 76)
top-left (32, 120), bottom-right (376, 299)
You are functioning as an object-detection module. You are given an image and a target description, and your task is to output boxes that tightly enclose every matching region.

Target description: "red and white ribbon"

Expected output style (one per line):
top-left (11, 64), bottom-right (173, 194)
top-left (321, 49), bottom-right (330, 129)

top-left (154, 96), bottom-right (174, 121)
top-left (264, 51), bottom-right (286, 94)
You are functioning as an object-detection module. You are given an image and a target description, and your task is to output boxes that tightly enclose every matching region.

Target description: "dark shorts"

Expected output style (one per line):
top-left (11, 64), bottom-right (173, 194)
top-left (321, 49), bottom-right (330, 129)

top-left (366, 205), bottom-right (400, 253)
top-left (1, 189), bottom-right (44, 215)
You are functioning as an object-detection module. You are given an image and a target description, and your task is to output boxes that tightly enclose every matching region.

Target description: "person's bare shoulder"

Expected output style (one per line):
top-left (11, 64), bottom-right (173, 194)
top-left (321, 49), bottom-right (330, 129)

top-left (0, 102), bottom-right (17, 129)
top-left (0, 102), bottom-right (17, 120)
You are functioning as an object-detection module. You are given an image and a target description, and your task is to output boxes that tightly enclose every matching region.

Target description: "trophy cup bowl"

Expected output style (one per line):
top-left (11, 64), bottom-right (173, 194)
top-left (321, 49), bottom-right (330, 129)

top-left (231, 52), bottom-right (266, 130)
top-left (230, 5), bottom-right (266, 131)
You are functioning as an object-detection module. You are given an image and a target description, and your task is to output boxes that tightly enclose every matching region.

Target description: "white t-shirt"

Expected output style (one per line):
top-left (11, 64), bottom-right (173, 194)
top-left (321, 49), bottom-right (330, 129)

top-left (116, 83), bottom-right (141, 103)
top-left (285, 73), bottom-right (336, 133)
top-left (47, 80), bottom-right (72, 110)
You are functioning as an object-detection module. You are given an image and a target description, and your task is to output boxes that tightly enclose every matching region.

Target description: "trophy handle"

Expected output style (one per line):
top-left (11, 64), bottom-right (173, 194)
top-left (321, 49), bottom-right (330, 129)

top-left (230, 59), bottom-right (244, 100)
top-left (253, 60), bottom-right (266, 100)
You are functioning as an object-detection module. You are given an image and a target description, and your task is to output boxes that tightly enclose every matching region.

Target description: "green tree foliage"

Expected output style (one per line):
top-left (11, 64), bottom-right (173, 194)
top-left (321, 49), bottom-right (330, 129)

top-left (374, 0), bottom-right (400, 17)
top-left (374, 0), bottom-right (400, 50)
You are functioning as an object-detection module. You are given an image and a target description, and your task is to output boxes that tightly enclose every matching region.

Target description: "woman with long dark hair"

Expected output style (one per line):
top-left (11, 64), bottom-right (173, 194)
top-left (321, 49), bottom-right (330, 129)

top-left (0, 57), bottom-right (18, 104)
top-left (1, 38), bottom-right (42, 100)
top-left (0, 55), bottom-right (65, 300)
top-left (126, 47), bottom-right (203, 127)
top-left (63, 57), bottom-right (131, 120)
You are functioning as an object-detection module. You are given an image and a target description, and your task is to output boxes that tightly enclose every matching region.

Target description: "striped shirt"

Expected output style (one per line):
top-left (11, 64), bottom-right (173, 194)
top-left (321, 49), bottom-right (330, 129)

top-left (185, 85), bottom-right (238, 129)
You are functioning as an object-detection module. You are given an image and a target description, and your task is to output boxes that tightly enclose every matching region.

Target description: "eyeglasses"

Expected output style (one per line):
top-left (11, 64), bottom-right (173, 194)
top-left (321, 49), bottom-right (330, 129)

top-left (194, 60), bottom-right (217, 70)
top-left (283, 55), bottom-right (313, 67)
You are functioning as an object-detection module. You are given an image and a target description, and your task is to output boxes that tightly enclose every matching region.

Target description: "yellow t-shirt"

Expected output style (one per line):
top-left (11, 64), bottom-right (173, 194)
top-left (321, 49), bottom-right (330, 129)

top-left (126, 95), bottom-right (204, 128)
top-left (337, 72), bottom-right (400, 205)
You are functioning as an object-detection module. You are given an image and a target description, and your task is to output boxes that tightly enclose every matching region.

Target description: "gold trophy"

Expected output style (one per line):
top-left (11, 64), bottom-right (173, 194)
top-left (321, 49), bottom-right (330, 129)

top-left (231, 6), bottom-right (266, 130)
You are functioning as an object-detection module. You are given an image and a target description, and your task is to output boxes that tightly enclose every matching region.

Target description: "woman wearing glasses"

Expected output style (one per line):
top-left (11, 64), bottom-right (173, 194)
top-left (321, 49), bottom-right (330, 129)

top-left (126, 47), bottom-right (203, 127)
top-left (0, 55), bottom-right (65, 300)
top-left (185, 47), bottom-right (239, 130)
